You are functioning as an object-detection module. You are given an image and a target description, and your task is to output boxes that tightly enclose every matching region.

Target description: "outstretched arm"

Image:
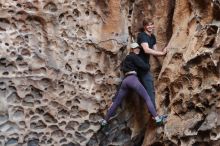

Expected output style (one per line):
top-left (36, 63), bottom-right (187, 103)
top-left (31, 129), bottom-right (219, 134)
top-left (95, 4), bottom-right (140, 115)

top-left (141, 43), bottom-right (167, 56)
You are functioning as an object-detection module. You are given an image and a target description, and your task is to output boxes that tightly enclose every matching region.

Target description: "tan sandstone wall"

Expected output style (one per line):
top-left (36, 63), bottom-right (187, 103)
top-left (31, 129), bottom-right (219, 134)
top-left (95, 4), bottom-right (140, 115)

top-left (143, 0), bottom-right (220, 146)
top-left (0, 0), bottom-right (129, 145)
top-left (0, 0), bottom-right (220, 146)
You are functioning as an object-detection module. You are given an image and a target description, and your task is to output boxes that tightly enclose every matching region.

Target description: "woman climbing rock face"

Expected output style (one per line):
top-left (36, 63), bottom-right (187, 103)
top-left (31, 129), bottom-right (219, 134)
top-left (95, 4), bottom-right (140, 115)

top-left (100, 43), bottom-right (167, 127)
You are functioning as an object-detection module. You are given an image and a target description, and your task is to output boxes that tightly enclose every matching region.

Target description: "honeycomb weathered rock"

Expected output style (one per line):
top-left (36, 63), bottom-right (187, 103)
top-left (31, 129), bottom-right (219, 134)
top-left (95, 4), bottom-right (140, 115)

top-left (0, 0), bottom-right (128, 145)
top-left (0, 0), bottom-right (220, 146)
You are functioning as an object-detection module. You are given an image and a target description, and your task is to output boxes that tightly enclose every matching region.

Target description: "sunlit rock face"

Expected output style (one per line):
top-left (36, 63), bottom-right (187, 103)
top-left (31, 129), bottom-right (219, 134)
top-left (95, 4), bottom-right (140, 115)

top-left (0, 0), bottom-right (129, 145)
top-left (0, 0), bottom-right (220, 146)
top-left (144, 0), bottom-right (220, 146)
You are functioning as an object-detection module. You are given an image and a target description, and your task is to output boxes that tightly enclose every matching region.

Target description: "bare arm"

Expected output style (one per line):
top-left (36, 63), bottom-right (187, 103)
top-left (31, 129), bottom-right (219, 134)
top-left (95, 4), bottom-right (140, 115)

top-left (153, 44), bottom-right (158, 51)
top-left (141, 43), bottom-right (166, 56)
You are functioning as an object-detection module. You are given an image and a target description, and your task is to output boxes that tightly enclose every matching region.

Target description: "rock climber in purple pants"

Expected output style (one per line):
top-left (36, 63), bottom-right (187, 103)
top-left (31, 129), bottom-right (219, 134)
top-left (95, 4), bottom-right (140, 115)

top-left (100, 43), bottom-right (167, 126)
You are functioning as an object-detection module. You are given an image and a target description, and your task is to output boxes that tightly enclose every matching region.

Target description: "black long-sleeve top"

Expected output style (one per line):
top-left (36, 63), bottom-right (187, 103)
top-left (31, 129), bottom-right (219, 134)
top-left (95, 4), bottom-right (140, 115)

top-left (121, 52), bottom-right (150, 74)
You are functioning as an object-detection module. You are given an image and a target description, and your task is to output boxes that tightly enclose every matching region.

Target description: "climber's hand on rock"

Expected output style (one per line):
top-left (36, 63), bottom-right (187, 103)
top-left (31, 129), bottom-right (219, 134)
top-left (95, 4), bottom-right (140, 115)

top-left (162, 47), bottom-right (168, 55)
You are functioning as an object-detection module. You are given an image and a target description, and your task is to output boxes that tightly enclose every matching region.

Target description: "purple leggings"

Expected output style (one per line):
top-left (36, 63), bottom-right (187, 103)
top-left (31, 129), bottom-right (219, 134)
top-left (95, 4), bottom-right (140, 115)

top-left (104, 74), bottom-right (157, 121)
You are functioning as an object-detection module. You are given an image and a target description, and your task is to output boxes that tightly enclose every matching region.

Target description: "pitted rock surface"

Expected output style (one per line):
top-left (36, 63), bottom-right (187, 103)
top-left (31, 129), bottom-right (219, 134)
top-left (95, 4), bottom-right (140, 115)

top-left (0, 0), bottom-right (128, 145)
top-left (0, 0), bottom-right (220, 146)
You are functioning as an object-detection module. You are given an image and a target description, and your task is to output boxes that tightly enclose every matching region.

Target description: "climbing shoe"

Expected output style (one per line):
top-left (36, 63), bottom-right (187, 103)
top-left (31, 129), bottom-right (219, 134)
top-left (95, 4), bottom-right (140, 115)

top-left (99, 119), bottom-right (108, 128)
top-left (155, 115), bottom-right (168, 126)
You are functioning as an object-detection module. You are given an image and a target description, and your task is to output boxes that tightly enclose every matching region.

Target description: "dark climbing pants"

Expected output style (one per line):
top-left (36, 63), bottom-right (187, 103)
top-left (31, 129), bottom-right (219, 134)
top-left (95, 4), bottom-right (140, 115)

top-left (105, 74), bottom-right (157, 121)
top-left (139, 71), bottom-right (156, 108)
